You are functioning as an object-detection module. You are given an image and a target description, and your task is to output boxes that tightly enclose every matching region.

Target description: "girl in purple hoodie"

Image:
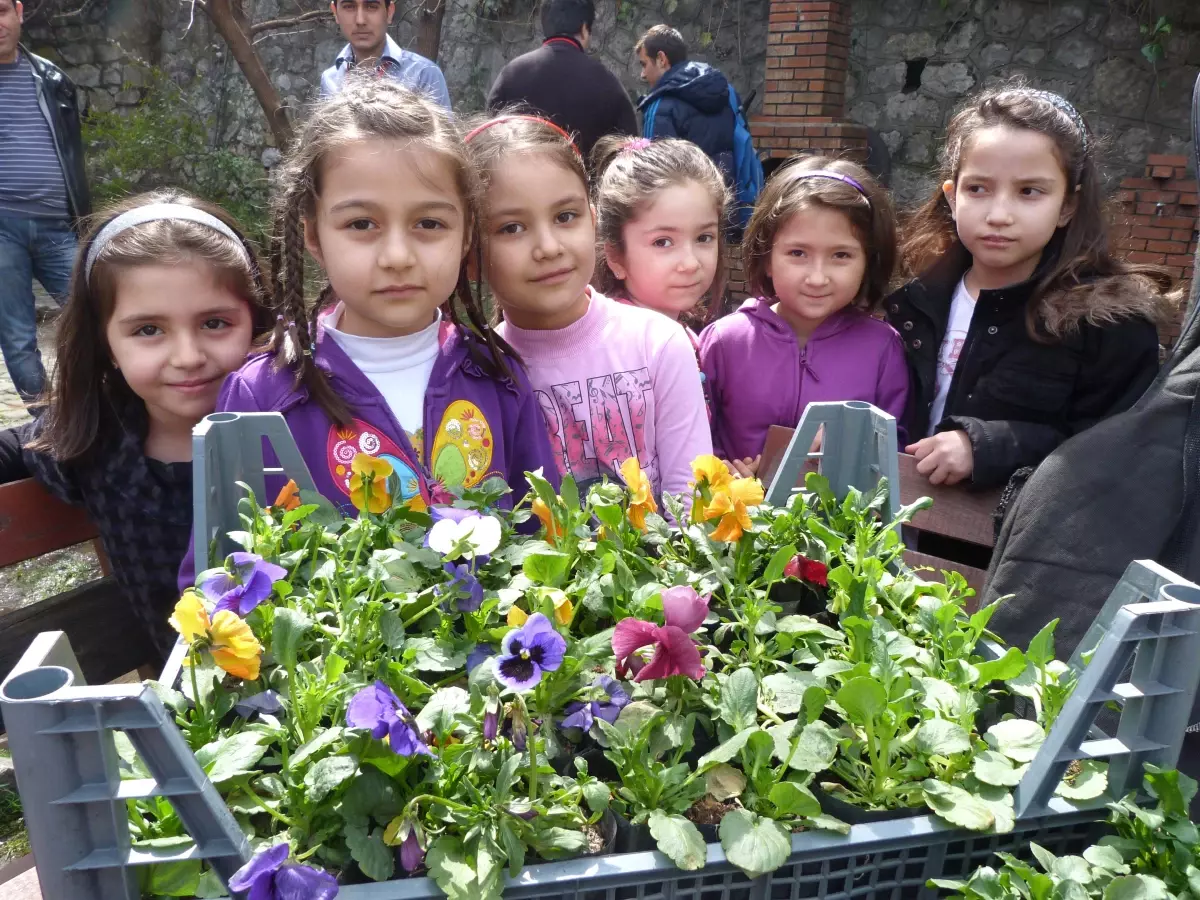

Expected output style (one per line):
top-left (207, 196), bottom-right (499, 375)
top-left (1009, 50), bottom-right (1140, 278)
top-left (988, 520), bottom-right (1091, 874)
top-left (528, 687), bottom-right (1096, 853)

top-left (215, 77), bottom-right (558, 516)
top-left (699, 157), bottom-right (909, 475)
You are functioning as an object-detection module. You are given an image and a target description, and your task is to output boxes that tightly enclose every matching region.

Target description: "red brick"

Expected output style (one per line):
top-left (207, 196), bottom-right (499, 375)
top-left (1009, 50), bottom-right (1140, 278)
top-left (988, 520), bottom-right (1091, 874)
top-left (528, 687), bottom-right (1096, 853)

top-left (1117, 239), bottom-right (1148, 251)
top-left (1136, 203), bottom-right (1161, 216)
top-left (1115, 190), bottom-right (1136, 203)
top-left (1128, 251), bottom-right (1165, 263)
top-left (1141, 191), bottom-right (1179, 203)
top-left (1147, 240), bottom-right (1189, 254)
top-left (1132, 225), bottom-right (1171, 240)
top-left (1149, 153), bottom-right (1189, 167)
top-left (1168, 254), bottom-right (1195, 267)
top-left (767, 45), bottom-right (796, 57)
top-left (1155, 216), bottom-right (1196, 229)
top-left (1151, 166), bottom-right (1175, 179)
top-left (1120, 177), bottom-right (1161, 190)
top-left (1172, 229), bottom-right (1198, 242)
top-left (1180, 194), bottom-right (1199, 206)
top-left (783, 31), bottom-right (816, 43)
top-left (767, 32), bottom-right (783, 44)
top-left (1165, 179), bottom-right (1200, 191)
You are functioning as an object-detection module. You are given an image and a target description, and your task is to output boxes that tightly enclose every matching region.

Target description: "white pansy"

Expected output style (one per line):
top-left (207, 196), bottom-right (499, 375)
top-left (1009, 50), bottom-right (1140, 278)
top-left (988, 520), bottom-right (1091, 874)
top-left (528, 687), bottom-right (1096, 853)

top-left (427, 514), bottom-right (502, 560)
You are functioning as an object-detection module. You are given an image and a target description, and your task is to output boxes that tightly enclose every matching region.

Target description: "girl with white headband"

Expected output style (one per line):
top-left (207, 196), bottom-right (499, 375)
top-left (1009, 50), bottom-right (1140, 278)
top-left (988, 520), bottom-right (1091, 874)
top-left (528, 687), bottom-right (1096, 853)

top-left (891, 82), bottom-right (1177, 490)
top-left (0, 190), bottom-right (272, 661)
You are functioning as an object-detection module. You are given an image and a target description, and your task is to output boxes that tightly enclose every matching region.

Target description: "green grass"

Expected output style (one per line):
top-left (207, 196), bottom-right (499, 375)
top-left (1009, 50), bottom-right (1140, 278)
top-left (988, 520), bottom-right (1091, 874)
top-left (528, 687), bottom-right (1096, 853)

top-left (0, 784), bottom-right (29, 864)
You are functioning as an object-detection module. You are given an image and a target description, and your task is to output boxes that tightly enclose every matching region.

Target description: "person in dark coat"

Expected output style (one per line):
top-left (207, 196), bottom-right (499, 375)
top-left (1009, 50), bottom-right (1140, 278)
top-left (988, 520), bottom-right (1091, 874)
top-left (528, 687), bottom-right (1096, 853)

top-left (635, 25), bottom-right (735, 180)
top-left (486, 0), bottom-right (637, 162)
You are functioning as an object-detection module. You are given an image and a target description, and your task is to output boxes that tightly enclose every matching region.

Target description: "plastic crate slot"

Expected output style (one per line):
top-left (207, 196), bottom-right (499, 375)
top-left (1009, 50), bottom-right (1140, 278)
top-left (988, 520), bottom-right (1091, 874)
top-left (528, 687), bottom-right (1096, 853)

top-left (52, 777), bottom-right (200, 804)
top-left (1099, 681), bottom-right (1181, 701)
top-left (1120, 624), bottom-right (1196, 641)
top-left (1063, 736), bottom-right (1169, 760)
top-left (37, 709), bottom-right (103, 734)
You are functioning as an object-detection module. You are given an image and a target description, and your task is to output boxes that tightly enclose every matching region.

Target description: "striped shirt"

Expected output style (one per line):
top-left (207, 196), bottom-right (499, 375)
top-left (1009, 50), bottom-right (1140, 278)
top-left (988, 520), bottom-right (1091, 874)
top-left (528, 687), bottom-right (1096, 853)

top-left (0, 53), bottom-right (68, 218)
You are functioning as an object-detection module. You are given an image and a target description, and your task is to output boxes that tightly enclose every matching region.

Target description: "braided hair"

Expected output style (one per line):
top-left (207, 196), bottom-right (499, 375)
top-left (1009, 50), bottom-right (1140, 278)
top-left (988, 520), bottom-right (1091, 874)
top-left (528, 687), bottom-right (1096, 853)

top-left (268, 74), bottom-right (521, 427)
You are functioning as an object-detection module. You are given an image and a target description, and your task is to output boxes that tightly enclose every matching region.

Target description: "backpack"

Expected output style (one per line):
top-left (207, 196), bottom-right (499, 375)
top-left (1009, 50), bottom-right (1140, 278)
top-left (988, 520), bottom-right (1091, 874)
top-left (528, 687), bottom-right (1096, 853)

top-left (727, 84), bottom-right (764, 229)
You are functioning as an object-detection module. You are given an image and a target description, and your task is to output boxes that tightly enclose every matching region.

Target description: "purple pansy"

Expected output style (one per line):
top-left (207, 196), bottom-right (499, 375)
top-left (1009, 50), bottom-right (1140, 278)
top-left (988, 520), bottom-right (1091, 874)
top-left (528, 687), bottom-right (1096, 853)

top-left (228, 842), bottom-right (338, 900)
top-left (399, 828), bottom-right (425, 873)
top-left (466, 644), bottom-right (494, 673)
top-left (482, 686), bottom-right (501, 742)
top-left (346, 681), bottom-right (431, 757)
top-left (437, 562), bottom-right (484, 612)
top-left (202, 552), bottom-right (287, 617)
top-left (561, 676), bottom-right (631, 732)
top-left (235, 690), bottom-right (284, 720)
top-left (495, 613), bottom-right (566, 692)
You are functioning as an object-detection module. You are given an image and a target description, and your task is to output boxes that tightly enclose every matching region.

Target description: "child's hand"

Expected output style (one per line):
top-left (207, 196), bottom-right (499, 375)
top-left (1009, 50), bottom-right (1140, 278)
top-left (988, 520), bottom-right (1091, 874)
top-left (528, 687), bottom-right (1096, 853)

top-left (728, 456), bottom-right (760, 478)
top-left (906, 431), bottom-right (974, 485)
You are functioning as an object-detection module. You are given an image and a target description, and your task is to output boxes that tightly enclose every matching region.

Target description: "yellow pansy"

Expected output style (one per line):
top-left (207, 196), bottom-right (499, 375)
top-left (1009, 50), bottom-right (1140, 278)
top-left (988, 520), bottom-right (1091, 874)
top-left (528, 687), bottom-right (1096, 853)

top-left (507, 606), bottom-right (530, 627)
top-left (691, 455), bottom-right (732, 491)
top-left (349, 453), bottom-right (393, 514)
top-left (531, 497), bottom-right (562, 540)
top-left (169, 590), bottom-right (263, 681)
top-left (706, 477), bottom-right (765, 543)
top-left (620, 457), bottom-right (657, 533)
top-left (273, 479), bottom-right (301, 512)
top-left (551, 591), bottom-right (574, 625)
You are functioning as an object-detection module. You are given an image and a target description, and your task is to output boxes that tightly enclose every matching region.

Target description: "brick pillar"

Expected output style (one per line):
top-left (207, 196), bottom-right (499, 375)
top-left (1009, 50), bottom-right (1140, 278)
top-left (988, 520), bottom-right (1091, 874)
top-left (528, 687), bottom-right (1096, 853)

top-left (1112, 153), bottom-right (1198, 348)
top-left (751, 0), bottom-right (866, 164)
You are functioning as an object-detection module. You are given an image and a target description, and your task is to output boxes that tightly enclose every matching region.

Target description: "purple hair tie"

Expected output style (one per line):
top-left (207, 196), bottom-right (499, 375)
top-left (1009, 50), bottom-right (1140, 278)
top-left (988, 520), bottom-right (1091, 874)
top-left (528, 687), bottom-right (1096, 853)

top-left (794, 169), bottom-right (871, 205)
top-left (621, 137), bottom-right (652, 155)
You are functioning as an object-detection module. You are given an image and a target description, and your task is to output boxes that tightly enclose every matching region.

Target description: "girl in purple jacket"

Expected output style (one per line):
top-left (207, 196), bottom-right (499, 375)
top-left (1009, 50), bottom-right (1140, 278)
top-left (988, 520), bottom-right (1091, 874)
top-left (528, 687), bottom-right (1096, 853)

top-left (216, 76), bottom-right (558, 516)
top-left (699, 157), bottom-right (909, 475)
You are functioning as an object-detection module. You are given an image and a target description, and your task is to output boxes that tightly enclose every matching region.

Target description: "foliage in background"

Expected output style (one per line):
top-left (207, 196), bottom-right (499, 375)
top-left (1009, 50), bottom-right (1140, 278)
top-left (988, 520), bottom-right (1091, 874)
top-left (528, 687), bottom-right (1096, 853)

top-left (83, 65), bottom-right (271, 245)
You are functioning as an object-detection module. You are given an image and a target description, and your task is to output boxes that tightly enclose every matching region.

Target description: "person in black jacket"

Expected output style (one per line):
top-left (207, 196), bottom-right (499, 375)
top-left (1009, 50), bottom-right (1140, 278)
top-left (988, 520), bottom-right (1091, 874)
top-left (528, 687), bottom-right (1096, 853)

top-left (487, 0), bottom-right (637, 162)
top-left (635, 25), bottom-right (735, 181)
top-left (0, 0), bottom-right (91, 402)
top-left (887, 83), bottom-right (1175, 490)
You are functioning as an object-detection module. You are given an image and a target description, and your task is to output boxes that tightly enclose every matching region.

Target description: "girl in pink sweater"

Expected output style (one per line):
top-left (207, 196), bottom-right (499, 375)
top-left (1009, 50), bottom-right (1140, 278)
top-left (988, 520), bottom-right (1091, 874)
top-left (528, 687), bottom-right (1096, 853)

top-left (466, 115), bottom-right (711, 503)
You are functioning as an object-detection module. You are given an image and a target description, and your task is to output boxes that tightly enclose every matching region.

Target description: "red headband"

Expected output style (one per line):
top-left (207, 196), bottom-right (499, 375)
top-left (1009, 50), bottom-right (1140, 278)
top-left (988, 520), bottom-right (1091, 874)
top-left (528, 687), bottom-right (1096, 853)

top-left (464, 115), bottom-right (582, 159)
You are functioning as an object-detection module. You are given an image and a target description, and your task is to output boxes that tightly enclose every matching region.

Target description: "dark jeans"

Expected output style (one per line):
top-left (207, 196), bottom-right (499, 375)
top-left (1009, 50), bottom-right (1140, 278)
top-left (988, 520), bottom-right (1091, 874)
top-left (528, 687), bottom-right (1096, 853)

top-left (0, 215), bottom-right (76, 402)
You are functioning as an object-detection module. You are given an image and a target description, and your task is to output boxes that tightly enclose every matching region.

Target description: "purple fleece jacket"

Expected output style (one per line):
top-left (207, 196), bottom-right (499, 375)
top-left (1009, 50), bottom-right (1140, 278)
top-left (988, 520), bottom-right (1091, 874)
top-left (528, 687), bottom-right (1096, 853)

top-left (699, 299), bottom-right (910, 462)
top-left (178, 320), bottom-right (557, 590)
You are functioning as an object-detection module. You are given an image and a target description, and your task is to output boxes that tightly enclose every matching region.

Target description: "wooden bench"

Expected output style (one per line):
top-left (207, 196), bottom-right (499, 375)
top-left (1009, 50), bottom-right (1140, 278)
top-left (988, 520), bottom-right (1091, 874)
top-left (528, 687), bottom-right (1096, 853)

top-left (0, 479), bottom-right (155, 703)
top-left (759, 424), bottom-right (1002, 598)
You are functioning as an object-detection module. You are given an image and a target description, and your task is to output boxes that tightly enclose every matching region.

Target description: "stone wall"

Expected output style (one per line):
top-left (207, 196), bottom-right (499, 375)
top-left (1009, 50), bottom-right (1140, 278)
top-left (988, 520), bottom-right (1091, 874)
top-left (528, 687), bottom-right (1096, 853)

top-left (847, 0), bottom-right (1200, 205)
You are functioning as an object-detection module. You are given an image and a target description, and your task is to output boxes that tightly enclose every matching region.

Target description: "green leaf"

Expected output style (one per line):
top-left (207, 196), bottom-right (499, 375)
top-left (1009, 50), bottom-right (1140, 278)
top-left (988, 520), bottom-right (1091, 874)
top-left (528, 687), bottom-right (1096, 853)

top-left (718, 668), bottom-right (760, 732)
top-left (141, 859), bottom-right (201, 896)
top-left (582, 780), bottom-right (610, 814)
top-left (326, 652), bottom-right (347, 682)
top-left (1026, 620), bottom-right (1058, 666)
top-left (836, 676), bottom-right (887, 725)
top-left (1103, 875), bottom-right (1169, 900)
top-left (380, 610), bottom-right (406, 650)
top-left (272, 607), bottom-right (311, 668)
top-left (340, 769), bottom-right (404, 822)
top-left (719, 808), bottom-right (792, 879)
top-left (974, 647), bottom-right (1028, 685)
top-left (985, 719), bottom-right (1046, 763)
top-left (1083, 845), bottom-right (1128, 874)
top-left (416, 686), bottom-right (470, 736)
top-left (698, 728), bottom-right (756, 767)
top-left (304, 754), bottom-right (358, 803)
top-left (1049, 856), bottom-right (1094, 884)
top-left (290, 726), bottom-right (344, 771)
top-left (346, 823), bottom-right (396, 883)
top-left (523, 550), bottom-right (571, 586)
top-left (706, 763), bottom-right (747, 800)
top-left (560, 474), bottom-right (580, 511)
top-left (922, 780), bottom-right (995, 830)
top-left (197, 732), bottom-right (267, 784)
top-left (916, 719), bottom-right (971, 757)
top-left (972, 750), bottom-right (1027, 787)
top-left (762, 671), bottom-right (822, 716)
top-left (408, 637), bottom-right (468, 672)
top-left (763, 544), bottom-right (798, 585)
top-left (1056, 760), bottom-right (1108, 801)
top-left (769, 781), bottom-right (821, 818)
top-left (533, 827), bottom-right (587, 859)
top-left (647, 809), bottom-right (707, 871)
top-left (768, 720), bottom-right (839, 772)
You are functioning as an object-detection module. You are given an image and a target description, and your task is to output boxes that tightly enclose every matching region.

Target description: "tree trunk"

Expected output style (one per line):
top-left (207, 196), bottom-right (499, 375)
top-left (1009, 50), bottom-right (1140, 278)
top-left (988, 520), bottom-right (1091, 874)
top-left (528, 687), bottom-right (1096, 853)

top-left (415, 0), bottom-right (447, 64)
top-left (203, 0), bottom-right (293, 147)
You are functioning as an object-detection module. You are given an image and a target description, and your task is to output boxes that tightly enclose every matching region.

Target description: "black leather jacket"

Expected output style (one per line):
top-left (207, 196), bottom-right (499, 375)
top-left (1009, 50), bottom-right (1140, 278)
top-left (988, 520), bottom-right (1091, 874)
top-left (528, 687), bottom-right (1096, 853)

top-left (22, 45), bottom-right (91, 223)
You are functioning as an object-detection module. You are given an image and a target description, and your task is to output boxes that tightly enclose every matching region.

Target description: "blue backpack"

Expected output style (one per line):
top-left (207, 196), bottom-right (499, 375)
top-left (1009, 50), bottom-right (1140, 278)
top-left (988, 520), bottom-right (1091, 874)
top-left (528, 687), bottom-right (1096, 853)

top-left (728, 84), bottom-right (764, 229)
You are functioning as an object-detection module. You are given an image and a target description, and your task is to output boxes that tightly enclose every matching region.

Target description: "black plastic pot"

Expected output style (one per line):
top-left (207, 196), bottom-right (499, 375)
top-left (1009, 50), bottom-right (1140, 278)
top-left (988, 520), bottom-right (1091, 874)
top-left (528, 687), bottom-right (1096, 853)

top-left (768, 580), bottom-right (827, 618)
top-left (584, 809), bottom-right (619, 857)
top-left (613, 812), bottom-right (655, 854)
top-left (811, 777), bottom-right (926, 825)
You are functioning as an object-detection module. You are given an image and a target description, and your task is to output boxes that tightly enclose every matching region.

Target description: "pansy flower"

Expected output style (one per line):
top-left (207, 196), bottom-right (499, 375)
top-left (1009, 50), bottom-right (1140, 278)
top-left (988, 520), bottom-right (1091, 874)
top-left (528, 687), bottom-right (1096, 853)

top-left (620, 457), bottom-right (657, 532)
top-left (612, 585), bottom-right (708, 682)
top-left (170, 590), bottom-right (263, 681)
top-left (228, 843), bottom-right (338, 900)
top-left (561, 675), bottom-right (631, 732)
top-left (201, 552), bottom-right (287, 617)
top-left (349, 453), bottom-right (393, 514)
top-left (346, 680), bottom-right (431, 757)
top-left (496, 613), bottom-right (566, 692)
top-left (784, 553), bottom-right (829, 587)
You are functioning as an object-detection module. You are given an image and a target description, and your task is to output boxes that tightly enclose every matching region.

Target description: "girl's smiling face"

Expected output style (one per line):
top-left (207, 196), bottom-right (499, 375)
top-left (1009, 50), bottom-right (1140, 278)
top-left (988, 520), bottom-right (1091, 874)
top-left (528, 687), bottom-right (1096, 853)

top-left (481, 151), bottom-right (595, 331)
top-left (604, 180), bottom-right (720, 320)
top-left (305, 137), bottom-right (470, 338)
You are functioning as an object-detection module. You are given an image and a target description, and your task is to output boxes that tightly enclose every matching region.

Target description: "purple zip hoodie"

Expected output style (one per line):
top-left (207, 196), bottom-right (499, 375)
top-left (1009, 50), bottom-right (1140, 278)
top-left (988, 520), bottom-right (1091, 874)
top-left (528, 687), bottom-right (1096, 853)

top-left (178, 321), bottom-right (558, 590)
top-left (699, 299), bottom-right (910, 462)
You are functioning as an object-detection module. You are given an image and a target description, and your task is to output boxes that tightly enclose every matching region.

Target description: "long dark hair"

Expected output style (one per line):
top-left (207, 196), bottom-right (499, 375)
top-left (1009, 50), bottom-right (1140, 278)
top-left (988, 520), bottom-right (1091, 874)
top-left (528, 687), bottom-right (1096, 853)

top-left (30, 189), bottom-right (272, 462)
top-left (268, 75), bottom-right (520, 427)
top-left (902, 80), bottom-right (1174, 338)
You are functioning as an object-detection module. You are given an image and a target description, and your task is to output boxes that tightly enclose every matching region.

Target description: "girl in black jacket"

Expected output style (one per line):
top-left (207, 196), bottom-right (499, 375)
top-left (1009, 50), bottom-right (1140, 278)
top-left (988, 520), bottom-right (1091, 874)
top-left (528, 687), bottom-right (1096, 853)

top-left (887, 83), bottom-right (1176, 489)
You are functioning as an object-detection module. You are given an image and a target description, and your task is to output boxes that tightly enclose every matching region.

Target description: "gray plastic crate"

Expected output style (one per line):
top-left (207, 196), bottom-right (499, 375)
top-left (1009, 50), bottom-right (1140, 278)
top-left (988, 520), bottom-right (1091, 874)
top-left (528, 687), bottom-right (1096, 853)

top-left (764, 401), bottom-right (901, 515)
top-left (4, 563), bottom-right (1199, 900)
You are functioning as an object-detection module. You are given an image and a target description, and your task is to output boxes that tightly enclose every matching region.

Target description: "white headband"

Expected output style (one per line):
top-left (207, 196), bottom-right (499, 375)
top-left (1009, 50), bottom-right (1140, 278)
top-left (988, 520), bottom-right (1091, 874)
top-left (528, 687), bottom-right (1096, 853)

top-left (84, 203), bottom-right (251, 283)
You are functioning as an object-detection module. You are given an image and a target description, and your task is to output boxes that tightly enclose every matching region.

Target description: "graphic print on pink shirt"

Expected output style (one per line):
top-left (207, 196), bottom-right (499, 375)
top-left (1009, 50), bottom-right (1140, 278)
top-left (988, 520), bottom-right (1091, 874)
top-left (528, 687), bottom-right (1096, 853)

top-left (938, 332), bottom-right (967, 377)
top-left (537, 366), bottom-right (654, 487)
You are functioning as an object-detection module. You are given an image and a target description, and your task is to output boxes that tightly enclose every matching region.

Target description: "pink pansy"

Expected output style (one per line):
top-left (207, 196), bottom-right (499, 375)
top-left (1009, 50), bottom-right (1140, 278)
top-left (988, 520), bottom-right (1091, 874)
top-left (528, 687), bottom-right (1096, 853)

top-left (612, 586), bottom-right (709, 682)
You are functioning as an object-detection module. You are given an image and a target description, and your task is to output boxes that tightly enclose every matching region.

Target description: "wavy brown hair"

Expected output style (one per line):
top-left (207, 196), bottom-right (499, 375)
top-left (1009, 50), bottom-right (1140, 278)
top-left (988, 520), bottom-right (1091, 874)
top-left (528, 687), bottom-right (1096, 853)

top-left (742, 155), bottom-right (897, 313)
top-left (269, 75), bottom-right (520, 427)
top-left (901, 81), bottom-right (1174, 338)
top-left (591, 135), bottom-right (731, 328)
top-left (29, 189), bottom-right (273, 463)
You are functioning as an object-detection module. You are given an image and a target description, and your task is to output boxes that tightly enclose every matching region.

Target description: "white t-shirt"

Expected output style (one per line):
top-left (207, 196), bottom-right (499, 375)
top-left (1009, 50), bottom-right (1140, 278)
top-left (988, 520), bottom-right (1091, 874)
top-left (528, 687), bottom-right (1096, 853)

top-left (928, 277), bottom-right (977, 435)
top-left (323, 305), bottom-right (441, 437)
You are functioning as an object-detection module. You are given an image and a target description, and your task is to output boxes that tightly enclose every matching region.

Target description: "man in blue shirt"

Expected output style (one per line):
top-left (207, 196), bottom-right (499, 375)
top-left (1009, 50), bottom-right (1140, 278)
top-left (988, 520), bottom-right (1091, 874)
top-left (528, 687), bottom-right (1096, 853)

top-left (0, 0), bottom-right (90, 403)
top-left (320, 0), bottom-right (450, 108)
